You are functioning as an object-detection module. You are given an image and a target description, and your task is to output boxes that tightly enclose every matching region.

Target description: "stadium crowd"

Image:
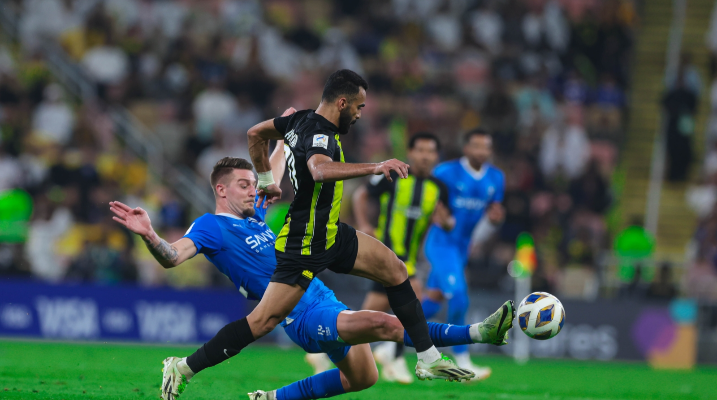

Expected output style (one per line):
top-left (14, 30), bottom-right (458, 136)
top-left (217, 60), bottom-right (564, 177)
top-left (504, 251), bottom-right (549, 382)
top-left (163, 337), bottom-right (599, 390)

top-left (0, 0), bottom-right (641, 300)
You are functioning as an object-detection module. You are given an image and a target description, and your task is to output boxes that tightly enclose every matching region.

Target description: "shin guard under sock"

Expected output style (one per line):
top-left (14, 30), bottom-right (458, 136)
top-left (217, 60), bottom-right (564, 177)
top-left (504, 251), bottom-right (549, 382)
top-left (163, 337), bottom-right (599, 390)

top-left (385, 279), bottom-right (434, 353)
top-left (186, 317), bottom-right (255, 374)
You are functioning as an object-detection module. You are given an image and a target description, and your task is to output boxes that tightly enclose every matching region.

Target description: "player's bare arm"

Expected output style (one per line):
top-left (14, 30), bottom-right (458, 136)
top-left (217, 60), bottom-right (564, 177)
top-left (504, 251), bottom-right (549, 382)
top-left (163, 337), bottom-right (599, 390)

top-left (270, 139), bottom-right (286, 185)
top-left (109, 201), bottom-right (196, 268)
top-left (351, 185), bottom-right (376, 236)
top-left (432, 201), bottom-right (456, 231)
top-left (308, 154), bottom-right (409, 183)
top-left (248, 107), bottom-right (296, 206)
top-left (486, 202), bottom-right (505, 224)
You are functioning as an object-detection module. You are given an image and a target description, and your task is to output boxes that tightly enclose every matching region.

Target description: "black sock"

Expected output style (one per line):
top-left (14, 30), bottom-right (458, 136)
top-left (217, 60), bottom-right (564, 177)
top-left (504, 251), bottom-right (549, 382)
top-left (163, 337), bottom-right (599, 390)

top-left (385, 279), bottom-right (434, 352)
top-left (395, 342), bottom-right (405, 358)
top-left (186, 317), bottom-right (255, 374)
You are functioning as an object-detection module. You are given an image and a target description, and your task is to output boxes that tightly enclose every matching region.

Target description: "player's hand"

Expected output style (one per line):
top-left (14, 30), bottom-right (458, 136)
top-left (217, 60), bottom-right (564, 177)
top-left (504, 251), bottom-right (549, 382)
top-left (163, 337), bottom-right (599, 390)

top-left (432, 201), bottom-right (455, 231)
top-left (373, 159), bottom-right (409, 181)
top-left (109, 201), bottom-right (153, 238)
top-left (257, 183), bottom-right (282, 208)
top-left (281, 107), bottom-right (297, 117)
top-left (487, 202), bottom-right (505, 224)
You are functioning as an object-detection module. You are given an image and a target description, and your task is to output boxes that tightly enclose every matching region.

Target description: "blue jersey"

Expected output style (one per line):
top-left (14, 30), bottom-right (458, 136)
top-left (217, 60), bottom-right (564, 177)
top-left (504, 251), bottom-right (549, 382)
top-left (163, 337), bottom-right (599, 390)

top-left (183, 201), bottom-right (334, 326)
top-left (425, 157), bottom-right (505, 253)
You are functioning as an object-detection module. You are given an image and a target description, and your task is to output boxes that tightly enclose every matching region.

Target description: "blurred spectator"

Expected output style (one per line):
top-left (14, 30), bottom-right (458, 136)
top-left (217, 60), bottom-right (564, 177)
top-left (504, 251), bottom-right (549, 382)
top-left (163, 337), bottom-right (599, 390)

top-left (614, 216), bottom-right (656, 282)
top-left (662, 74), bottom-right (697, 182)
top-left (646, 262), bottom-right (677, 300)
top-left (539, 112), bottom-right (590, 180)
top-left (192, 80), bottom-right (238, 140)
top-left (31, 83), bottom-right (74, 145)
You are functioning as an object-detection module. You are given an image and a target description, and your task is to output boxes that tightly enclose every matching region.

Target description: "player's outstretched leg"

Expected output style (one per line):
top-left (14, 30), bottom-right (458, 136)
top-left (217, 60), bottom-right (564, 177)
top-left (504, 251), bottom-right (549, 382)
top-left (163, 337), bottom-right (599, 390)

top-left (350, 231), bottom-right (474, 381)
top-left (248, 344), bottom-right (377, 400)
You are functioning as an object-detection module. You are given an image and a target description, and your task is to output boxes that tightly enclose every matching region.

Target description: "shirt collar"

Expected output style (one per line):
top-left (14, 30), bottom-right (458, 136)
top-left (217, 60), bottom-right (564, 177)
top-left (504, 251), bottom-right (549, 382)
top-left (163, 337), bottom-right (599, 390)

top-left (217, 212), bottom-right (245, 220)
top-left (307, 110), bottom-right (339, 131)
top-left (460, 157), bottom-right (487, 180)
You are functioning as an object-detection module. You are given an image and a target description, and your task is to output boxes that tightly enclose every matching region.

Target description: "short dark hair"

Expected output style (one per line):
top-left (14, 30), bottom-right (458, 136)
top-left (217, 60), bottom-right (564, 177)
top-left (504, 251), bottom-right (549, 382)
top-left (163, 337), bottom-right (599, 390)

top-left (322, 69), bottom-right (369, 102)
top-left (210, 157), bottom-right (254, 195)
top-left (408, 132), bottom-right (441, 151)
top-left (463, 127), bottom-right (491, 144)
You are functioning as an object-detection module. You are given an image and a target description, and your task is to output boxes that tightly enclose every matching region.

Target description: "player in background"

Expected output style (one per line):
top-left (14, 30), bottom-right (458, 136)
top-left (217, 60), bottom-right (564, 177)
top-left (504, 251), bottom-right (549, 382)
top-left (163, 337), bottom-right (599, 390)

top-left (347, 132), bottom-right (455, 384)
top-left (421, 128), bottom-right (508, 375)
top-left (109, 150), bottom-right (514, 400)
top-left (237, 69), bottom-right (475, 382)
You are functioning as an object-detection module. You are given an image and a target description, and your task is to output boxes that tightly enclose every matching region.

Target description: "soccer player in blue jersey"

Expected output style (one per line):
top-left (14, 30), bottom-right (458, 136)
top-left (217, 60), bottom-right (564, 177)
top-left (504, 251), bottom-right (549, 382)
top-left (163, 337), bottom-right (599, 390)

top-left (109, 138), bottom-right (513, 399)
top-left (422, 128), bottom-right (509, 376)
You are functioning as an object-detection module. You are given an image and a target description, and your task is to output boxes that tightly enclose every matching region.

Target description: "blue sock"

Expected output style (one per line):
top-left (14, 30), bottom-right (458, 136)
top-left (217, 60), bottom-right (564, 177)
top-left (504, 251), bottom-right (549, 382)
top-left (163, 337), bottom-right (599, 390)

top-left (403, 322), bottom-right (472, 348)
top-left (447, 291), bottom-right (469, 354)
top-left (276, 368), bottom-right (345, 400)
top-left (422, 298), bottom-right (441, 319)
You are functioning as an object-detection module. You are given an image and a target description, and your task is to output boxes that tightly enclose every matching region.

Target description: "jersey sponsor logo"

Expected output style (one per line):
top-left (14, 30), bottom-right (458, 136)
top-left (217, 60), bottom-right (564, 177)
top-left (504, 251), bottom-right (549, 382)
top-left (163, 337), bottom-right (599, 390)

top-left (286, 129), bottom-right (298, 147)
top-left (455, 197), bottom-right (486, 210)
top-left (245, 228), bottom-right (276, 253)
top-left (403, 206), bottom-right (423, 220)
top-left (313, 134), bottom-right (328, 149)
top-left (302, 270), bottom-right (314, 280)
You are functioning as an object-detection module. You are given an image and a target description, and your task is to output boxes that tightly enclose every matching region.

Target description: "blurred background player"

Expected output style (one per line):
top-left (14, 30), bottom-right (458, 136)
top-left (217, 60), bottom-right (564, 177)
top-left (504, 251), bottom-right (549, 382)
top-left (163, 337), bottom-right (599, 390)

top-left (421, 128), bottom-right (506, 377)
top-left (348, 132), bottom-right (454, 383)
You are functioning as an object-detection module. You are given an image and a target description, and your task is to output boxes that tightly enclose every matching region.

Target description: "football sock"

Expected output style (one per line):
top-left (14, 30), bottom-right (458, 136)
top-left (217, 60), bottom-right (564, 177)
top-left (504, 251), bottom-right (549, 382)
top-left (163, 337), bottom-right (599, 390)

top-left (394, 342), bottom-right (405, 358)
top-left (421, 298), bottom-right (441, 319)
top-left (385, 279), bottom-right (435, 356)
top-left (177, 358), bottom-right (195, 380)
top-left (403, 322), bottom-right (472, 348)
top-left (447, 292), bottom-right (469, 355)
top-left (185, 317), bottom-right (255, 374)
top-left (276, 368), bottom-right (346, 400)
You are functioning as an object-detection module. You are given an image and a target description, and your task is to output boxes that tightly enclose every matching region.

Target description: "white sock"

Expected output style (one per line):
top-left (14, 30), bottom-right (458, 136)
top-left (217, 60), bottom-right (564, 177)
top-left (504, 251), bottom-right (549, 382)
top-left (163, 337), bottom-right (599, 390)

top-left (453, 352), bottom-right (471, 367)
top-left (177, 357), bottom-right (195, 380)
top-left (469, 323), bottom-right (483, 343)
top-left (417, 346), bottom-right (441, 364)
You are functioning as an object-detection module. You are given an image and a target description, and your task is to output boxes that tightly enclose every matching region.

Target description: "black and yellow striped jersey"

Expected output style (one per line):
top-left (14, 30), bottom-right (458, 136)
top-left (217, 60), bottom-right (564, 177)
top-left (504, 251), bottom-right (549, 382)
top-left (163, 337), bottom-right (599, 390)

top-left (272, 110), bottom-right (345, 255)
top-left (367, 172), bottom-right (449, 274)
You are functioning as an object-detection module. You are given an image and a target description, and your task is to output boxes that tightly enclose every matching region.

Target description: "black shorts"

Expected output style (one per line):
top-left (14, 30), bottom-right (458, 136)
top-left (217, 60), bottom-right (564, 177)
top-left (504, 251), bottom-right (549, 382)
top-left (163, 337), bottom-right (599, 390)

top-left (272, 222), bottom-right (359, 290)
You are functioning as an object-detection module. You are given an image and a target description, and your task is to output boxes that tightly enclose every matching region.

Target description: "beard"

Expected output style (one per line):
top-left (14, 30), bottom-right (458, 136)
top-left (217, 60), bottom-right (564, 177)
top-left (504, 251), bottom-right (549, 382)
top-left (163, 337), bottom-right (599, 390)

top-left (241, 206), bottom-right (256, 218)
top-left (338, 109), bottom-right (355, 135)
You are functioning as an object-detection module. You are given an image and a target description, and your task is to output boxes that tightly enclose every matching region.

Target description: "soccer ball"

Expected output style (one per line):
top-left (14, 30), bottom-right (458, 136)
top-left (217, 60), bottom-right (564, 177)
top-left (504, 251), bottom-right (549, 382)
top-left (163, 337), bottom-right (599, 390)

top-left (517, 292), bottom-right (565, 340)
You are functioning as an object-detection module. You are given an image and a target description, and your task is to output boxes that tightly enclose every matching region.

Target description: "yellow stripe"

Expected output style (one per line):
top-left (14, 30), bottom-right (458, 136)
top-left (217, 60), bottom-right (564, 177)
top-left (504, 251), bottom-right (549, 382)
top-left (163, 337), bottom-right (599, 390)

top-left (275, 216), bottom-right (292, 252)
top-left (407, 180), bottom-right (440, 268)
top-left (325, 134), bottom-right (345, 249)
top-left (302, 183), bottom-right (323, 255)
top-left (375, 192), bottom-right (391, 242)
top-left (389, 176), bottom-right (415, 257)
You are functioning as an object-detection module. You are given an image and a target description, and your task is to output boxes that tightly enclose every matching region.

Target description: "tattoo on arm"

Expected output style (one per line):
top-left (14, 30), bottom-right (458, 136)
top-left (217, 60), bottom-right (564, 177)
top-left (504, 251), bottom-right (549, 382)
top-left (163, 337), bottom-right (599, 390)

top-left (145, 238), bottom-right (179, 268)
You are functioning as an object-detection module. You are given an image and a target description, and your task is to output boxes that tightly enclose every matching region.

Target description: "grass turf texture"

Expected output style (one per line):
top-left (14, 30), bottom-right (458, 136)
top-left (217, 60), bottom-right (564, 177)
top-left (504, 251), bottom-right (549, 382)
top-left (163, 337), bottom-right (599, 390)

top-left (0, 340), bottom-right (715, 400)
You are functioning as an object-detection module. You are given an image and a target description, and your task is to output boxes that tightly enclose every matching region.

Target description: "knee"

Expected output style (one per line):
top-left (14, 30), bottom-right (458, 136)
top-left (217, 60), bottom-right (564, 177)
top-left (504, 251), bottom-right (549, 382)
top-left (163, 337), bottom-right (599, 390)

top-left (345, 365), bottom-right (378, 392)
top-left (385, 257), bottom-right (408, 286)
top-left (248, 313), bottom-right (286, 338)
top-left (369, 313), bottom-right (404, 342)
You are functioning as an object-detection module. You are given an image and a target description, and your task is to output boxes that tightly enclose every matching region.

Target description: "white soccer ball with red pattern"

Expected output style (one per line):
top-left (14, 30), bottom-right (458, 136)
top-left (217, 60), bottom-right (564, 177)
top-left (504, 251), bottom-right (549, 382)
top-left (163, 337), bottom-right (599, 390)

top-left (517, 292), bottom-right (565, 340)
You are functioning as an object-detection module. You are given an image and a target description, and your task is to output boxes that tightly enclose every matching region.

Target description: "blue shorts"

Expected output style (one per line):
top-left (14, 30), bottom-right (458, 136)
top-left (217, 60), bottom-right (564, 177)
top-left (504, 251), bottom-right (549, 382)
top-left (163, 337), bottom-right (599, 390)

top-left (283, 293), bottom-right (351, 364)
top-left (425, 242), bottom-right (468, 298)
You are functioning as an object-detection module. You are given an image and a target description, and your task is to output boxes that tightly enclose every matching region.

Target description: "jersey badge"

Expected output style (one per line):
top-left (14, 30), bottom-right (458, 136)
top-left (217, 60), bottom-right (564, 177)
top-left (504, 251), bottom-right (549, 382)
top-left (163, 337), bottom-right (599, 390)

top-left (313, 134), bottom-right (328, 149)
top-left (302, 270), bottom-right (314, 280)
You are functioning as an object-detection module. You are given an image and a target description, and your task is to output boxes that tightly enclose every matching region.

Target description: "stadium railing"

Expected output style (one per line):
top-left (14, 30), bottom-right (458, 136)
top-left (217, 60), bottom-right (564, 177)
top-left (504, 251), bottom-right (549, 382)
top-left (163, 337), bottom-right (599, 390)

top-left (0, 4), bottom-right (215, 215)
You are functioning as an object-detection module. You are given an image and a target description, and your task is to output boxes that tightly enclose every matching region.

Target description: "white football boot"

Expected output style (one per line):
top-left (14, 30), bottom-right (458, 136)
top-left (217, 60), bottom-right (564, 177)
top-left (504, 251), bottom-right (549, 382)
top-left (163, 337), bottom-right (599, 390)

top-left (415, 354), bottom-right (476, 382)
top-left (161, 357), bottom-right (189, 400)
top-left (453, 353), bottom-right (492, 382)
top-left (247, 390), bottom-right (276, 400)
top-left (389, 356), bottom-right (415, 384)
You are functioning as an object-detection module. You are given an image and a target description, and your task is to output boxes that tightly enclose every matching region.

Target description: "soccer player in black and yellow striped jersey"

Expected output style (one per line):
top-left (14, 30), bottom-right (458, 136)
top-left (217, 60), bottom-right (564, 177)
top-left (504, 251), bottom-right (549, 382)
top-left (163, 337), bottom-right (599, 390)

top-left (352, 133), bottom-right (454, 383)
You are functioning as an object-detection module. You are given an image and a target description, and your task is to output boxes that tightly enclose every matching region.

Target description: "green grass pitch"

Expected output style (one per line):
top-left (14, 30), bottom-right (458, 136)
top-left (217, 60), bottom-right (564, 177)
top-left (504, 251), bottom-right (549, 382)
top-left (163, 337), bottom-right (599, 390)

top-left (0, 340), bottom-right (715, 400)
